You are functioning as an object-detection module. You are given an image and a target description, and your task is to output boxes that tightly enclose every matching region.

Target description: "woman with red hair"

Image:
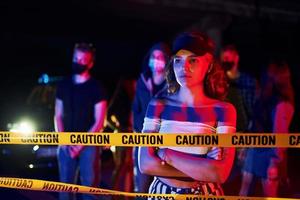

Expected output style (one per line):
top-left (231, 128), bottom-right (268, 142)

top-left (138, 31), bottom-right (237, 197)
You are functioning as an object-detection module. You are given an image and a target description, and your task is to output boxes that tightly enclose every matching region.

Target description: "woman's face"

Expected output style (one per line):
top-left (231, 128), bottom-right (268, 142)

top-left (173, 49), bottom-right (212, 88)
top-left (148, 50), bottom-right (166, 74)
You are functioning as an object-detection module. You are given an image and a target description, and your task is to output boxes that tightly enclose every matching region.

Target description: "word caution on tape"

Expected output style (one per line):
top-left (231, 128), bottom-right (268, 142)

top-left (0, 177), bottom-right (297, 200)
top-left (0, 132), bottom-right (299, 147)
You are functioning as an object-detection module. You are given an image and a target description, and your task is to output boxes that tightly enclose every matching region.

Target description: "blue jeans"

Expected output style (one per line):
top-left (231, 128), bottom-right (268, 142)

top-left (57, 146), bottom-right (101, 200)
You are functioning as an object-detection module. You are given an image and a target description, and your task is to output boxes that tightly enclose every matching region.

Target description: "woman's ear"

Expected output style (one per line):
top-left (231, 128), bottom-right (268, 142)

top-left (207, 61), bottom-right (214, 74)
top-left (88, 61), bottom-right (94, 69)
top-left (235, 54), bottom-right (240, 65)
top-left (205, 53), bottom-right (213, 63)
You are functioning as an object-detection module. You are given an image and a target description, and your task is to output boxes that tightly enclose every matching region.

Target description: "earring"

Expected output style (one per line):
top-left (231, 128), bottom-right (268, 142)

top-left (207, 62), bottom-right (214, 73)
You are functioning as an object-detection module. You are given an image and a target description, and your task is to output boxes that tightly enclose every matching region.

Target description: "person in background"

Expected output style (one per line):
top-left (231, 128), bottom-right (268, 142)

top-left (220, 45), bottom-right (258, 194)
top-left (108, 78), bottom-right (136, 199)
top-left (132, 42), bottom-right (171, 194)
top-left (239, 59), bottom-right (294, 197)
top-left (139, 31), bottom-right (236, 197)
top-left (55, 43), bottom-right (107, 200)
top-left (221, 45), bottom-right (257, 132)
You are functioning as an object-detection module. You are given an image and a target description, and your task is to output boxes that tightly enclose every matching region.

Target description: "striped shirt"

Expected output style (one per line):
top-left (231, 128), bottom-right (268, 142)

top-left (141, 97), bottom-right (236, 197)
top-left (143, 102), bottom-right (236, 157)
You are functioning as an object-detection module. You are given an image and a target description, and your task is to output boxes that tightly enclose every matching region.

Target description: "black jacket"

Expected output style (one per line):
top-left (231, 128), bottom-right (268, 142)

top-left (132, 74), bottom-right (154, 133)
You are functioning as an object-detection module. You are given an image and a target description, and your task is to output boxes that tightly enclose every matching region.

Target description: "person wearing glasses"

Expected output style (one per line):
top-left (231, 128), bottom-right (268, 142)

top-left (55, 43), bottom-right (107, 200)
top-left (138, 31), bottom-right (236, 197)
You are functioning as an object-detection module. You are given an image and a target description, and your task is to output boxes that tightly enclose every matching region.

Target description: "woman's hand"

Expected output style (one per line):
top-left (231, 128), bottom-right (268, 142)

top-left (267, 163), bottom-right (279, 180)
top-left (139, 147), bottom-right (188, 178)
top-left (156, 148), bottom-right (166, 159)
top-left (207, 147), bottom-right (223, 160)
top-left (267, 157), bottom-right (280, 180)
top-left (68, 145), bottom-right (84, 159)
top-left (157, 148), bottom-right (168, 165)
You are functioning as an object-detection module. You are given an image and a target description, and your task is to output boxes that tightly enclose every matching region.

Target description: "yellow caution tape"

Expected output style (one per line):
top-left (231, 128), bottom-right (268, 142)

top-left (0, 177), bottom-right (297, 200)
top-left (0, 132), bottom-right (299, 199)
top-left (0, 131), bottom-right (299, 147)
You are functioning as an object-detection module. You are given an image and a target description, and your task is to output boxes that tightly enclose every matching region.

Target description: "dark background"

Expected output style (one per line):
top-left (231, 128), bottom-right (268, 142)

top-left (1, 0), bottom-right (300, 123)
top-left (1, 0), bottom-right (300, 129)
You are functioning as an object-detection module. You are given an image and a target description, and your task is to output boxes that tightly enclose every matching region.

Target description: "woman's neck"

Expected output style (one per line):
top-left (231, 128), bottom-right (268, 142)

top-left (178, 84), bottom-right (206, 106)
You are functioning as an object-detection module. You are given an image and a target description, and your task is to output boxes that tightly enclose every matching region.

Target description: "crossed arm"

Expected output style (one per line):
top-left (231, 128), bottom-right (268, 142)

top-left (139, 140), bottom-right (235, 183)
top-left (138, 102), bottom-right (237, 183)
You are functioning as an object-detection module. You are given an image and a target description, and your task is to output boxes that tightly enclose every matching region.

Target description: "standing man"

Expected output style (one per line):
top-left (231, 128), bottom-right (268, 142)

top-left (220, 44), bottom-right (257, 195)
top-left (221, 45), bottom-right (257, 132)
top-left (55, 43), bottom-right (107, 200)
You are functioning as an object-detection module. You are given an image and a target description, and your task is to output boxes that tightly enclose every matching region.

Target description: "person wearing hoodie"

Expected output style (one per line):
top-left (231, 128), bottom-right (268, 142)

top-left (132, 42), bottom-right (171, 194)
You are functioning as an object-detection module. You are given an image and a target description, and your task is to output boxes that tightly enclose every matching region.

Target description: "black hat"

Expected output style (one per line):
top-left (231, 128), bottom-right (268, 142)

top-left (172, 31), bottom-right (215, 56)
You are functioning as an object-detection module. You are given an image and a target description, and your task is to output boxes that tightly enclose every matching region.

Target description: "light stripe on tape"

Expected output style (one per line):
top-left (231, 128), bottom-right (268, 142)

top-left (0, 177), bottom-right (296, 200)
top-left (0, 132), bottom-right (300, 147)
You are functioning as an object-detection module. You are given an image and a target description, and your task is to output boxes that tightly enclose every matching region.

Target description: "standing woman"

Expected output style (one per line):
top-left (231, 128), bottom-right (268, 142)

top-left (240, 60), bottom-right (294, 197)
top-left (139, 31), bottom-right (237, 197)
top-left (132, 42), bottom-right (171, 193)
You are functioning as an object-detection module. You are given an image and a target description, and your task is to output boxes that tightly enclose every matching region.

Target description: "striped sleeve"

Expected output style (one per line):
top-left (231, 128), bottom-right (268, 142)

top-left (207, 147), bottom-right (223, 160)
top-left (209, 103), bottom-right (236, 160)
top-left (216, 103), bottom-right (236, 134)
top-left (142, 117), bottom-right (161, 133)
top-left (141, 100), bottom-right (164, 133)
